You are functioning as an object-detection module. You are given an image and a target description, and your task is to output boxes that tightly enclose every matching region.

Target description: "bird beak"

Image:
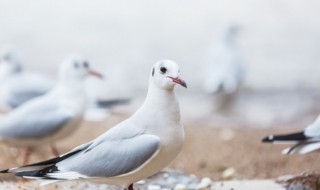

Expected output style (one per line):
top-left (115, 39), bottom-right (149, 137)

top-left (168, 76), bottom-right (187, 88)
top-left (89, 70), bottom-right (104, 79)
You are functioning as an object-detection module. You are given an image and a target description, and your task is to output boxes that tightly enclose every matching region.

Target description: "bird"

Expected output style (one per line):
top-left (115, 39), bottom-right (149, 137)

top-left (0, 48), bottom-right (129, 121)
top-left (202, 23), bottom-right (244, 95)
top-left (262, 114), bottom-right (320, 154)
top-left (0, 55), bottom-right (103, 165)
top-left (0, 60), bottom-right (187, 190)
top-left (0, 48), bottom-right (56, 110)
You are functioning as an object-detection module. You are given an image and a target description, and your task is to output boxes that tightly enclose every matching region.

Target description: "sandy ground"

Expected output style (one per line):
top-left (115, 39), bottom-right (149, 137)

top-left (0, 113), bottom-right (318, 188)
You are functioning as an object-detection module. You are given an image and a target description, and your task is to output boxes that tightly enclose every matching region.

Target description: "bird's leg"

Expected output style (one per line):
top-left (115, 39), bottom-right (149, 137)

top-left (128, 184), bottom-right (134, 190)
top-left (50, 144), bottom-right (60, 157)
top-left (22, 147), bottom-right (33, 165)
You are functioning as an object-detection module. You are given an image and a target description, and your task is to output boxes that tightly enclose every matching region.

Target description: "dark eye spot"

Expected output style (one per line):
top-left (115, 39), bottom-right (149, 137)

top-left (152, 68), bottom-right (155, 76)
top-left (83, 61), bottom-right (89, 68)
top-left (160, 67), bottom-right (167, 74)
top-left (74, 62), bottom-right (79, 68)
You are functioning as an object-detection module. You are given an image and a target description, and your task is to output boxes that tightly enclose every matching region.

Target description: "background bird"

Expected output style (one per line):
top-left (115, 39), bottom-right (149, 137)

top-left (202, 23), bottom-right (245, 111)
top-left (0, 60), bottom-right (187, 190)
top-left (0, 48), bottom-right (55, 110)
top-left (262, 114), bottom-right (320, 154)
top-left (0, 48), bottom-right (129, 121)
top-left (0, 55), bottom-right (103, 165)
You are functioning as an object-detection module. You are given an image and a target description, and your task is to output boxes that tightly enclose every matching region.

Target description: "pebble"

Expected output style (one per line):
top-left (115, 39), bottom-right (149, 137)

top-left (197, 177), bottom-right (212, 189)
top-left (148, 185), bottom-right (162, 190)
top-left (136, 180), bottom-right (146, 185)
top-left (219, 128), bottom-right (235, 141)
top-left (174, 184), bottom-right (187, 190)
top-left (222, 167), bottom-right (236, 180)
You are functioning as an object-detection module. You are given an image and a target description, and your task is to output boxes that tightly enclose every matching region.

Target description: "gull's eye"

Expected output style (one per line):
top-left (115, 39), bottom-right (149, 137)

top-left (83, 61), bottom-right (89, 68)
top-left (160, 67), bottom-right (167, 74)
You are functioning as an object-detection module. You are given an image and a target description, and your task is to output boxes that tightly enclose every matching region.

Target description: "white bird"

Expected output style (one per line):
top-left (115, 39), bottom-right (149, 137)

top-left (0, 60), bottom-right (187, 190)
top-left (0, 55), bottom-right (103, 165)
top-left (203, 23), bottom-right (244, 95)
top-left (0, 48), bottom-right (128, 121)
top-left (262, 114), bottom-right (320, 154)
top-left (0, 48), bottom-right (55, 110)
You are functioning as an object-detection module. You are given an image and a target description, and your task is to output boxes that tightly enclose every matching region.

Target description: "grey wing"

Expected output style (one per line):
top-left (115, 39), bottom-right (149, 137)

top-left (7, 90), bottom-right (48, 108)
top-left (54, 134), bottom-right (160, 178)
top-left (6, 77), bottom-right (54, 108)
top-left (0, 106), bottom-right (73, 139)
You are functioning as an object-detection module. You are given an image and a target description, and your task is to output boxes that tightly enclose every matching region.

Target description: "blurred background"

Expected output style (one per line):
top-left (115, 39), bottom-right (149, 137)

top-left (0, 0), bottom-right (320, 184)
top-left (1, 0), bottom-right (320, 125)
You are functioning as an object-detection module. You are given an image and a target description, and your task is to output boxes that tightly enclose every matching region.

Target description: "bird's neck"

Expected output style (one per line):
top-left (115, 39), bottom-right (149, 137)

top-left (138, 82), bottom-right (181, 123)
top-left (55, 79), bottom-right (86, 110)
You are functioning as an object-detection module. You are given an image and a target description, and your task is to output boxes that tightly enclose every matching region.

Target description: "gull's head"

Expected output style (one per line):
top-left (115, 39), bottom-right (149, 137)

top-left (150, 60), bottom-right (187, 90)
top-left (0, 48), bottom-right (22, 74)
top-left (59, 55), bottom-right (103, 82)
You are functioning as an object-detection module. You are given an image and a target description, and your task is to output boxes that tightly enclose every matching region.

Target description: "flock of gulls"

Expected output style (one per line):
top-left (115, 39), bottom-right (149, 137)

top-left (0, 24), bottom-right (318, 190)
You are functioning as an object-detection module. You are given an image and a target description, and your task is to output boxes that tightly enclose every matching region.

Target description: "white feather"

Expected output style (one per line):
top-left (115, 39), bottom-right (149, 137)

top-left (297, 143), bottom-right (320, 154)
top-left (47, 171), bottom-right (90, 180)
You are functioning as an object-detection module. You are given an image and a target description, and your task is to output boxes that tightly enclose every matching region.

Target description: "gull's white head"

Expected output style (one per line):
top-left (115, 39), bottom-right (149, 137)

top-left (150, 60), bottom-right (187, 90)
top-left (59, 55), bottom-right (103, 83)
top-left (0, 48), bottom-right (22, 74)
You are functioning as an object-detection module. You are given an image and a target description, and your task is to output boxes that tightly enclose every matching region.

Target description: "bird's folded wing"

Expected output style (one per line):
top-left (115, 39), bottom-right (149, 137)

top-left (0, 106), bottom-right (73, 139)
top-left (5, 74), bottom-right (55, 107)
top-left (49, 134), bottom-right (160, 179)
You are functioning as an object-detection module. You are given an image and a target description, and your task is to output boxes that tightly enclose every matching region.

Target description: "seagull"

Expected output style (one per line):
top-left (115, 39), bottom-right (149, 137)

top-left (0, 48), bottom-right (128, 121)
top-left (0, 55), bottom-right (103, 165)
top-left (0, 60), bottom-right (187, 190)
top-left (203, 23), bottom-right (244, 95)
top-left (0, 48), bottom-right (55, 110)
top-left (262, 114), bottom-right (320, 154)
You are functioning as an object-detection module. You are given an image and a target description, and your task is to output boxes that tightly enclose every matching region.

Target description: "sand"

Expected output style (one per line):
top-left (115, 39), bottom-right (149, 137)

top-left (0, 113), bottom-right (317, 189)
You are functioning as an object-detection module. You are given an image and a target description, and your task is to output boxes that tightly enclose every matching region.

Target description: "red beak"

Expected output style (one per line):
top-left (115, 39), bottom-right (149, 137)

top-left (89, 70), bottom-right (104, 79)
top-left (168, 76), bottom-right (187, 88)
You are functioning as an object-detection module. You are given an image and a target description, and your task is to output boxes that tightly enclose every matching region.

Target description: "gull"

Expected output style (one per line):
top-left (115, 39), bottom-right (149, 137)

top-left (203, 23), bottom-right (244, 95)
top-left (262, 114), bottom-right (320, 154)
top-left (0, 55), bottom-right (103, 164)
top-left (0, 48), bottom-right (127, 121)
top-left (0, 48), bottom-right (55, 110)
top-left (0, 60), bottom-right (187, 190)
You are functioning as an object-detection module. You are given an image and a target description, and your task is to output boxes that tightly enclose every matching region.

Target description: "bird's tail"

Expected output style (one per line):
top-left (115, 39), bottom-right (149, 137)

top-left (0, 148), bottom-right (83, 181)
top-left (262, 131), bottom-right (308, 144)
top-left (282, 142), bottom-right (320, 155)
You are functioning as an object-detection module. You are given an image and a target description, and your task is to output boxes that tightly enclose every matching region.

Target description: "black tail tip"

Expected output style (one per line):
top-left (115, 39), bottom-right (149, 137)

top-left (262, 135), bottom-right (274, 143)
top-left (0, 169), bottom-right (9, 173)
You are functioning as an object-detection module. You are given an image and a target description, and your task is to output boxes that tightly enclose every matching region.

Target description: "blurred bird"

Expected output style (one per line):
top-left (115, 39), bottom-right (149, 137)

top-left (262, 114), bottom-right (320, 154)
top-left (0, 48), bottom-right (55, 110)
top-left (0, 60), bottom-right (187, 190)
top-left (0, 48), bottom-right (129, 121)
top-left (0, 55), bottom-right (103, 164)
top-left (203, 23), bottom-right (244, 95)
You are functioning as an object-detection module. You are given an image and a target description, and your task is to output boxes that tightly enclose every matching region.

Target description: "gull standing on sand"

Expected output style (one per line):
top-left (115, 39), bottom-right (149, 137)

top-left (262, 114), bottom-right (320, 154)
top-left (0, 55), bottom-right (103, 164)
top-left (0, 48), bottom-right (55, 110)
top-left (202, 24), bottom-right (245, 111)
top-left (0, 48), bottom-right (128, 121)
top-left (1, 60), bottom-right (187, 190)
